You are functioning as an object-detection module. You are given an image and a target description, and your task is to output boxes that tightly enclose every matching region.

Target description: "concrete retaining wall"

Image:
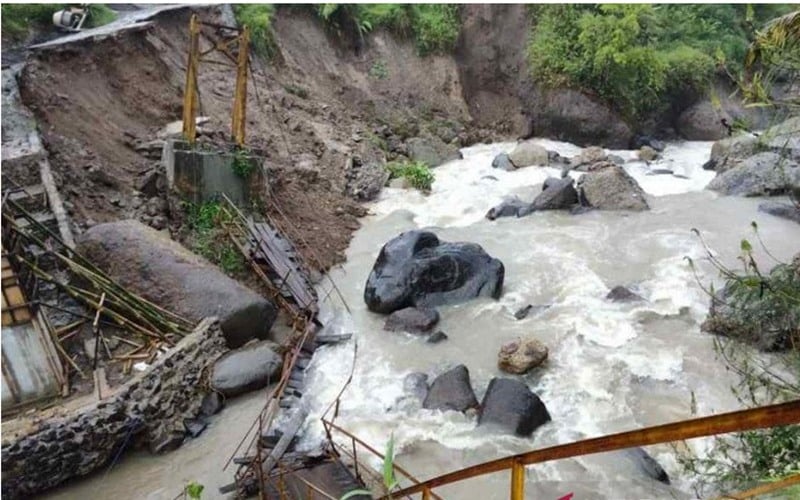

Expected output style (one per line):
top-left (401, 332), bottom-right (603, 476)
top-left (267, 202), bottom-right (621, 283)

top-left (0, 318), bottom-right (226, 499)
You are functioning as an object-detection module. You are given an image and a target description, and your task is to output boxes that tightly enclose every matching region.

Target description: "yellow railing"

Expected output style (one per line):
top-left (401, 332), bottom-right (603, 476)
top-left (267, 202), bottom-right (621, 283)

top-left (376, 400), bottom-right (800, 500)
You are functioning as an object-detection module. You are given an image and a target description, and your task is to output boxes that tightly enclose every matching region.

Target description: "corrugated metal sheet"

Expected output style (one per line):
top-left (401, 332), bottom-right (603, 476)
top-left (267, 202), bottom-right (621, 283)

top-left (1, 248), bottom-right (64, 411)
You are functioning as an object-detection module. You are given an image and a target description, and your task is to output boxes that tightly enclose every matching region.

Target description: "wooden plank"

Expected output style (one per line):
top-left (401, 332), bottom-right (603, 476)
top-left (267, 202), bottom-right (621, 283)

top-left (260, 408), bottom-right (309, 477)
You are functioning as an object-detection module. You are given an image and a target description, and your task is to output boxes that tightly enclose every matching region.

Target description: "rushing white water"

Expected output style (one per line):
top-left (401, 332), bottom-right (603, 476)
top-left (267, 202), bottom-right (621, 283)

top-left (298, 139), bottom-right (800, 499)
top-left (42, 139), bottom-right (800, 499)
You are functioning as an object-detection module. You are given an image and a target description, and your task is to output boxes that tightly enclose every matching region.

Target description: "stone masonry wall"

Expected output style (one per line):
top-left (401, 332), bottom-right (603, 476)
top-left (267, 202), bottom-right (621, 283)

top-left (1, 318), bottom-right (226, 499)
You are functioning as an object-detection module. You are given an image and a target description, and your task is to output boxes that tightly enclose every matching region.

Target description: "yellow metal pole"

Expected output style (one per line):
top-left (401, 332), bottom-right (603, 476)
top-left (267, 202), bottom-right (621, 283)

top-left (510, 461), bottom-right (524, 500)
top-left (182, 14), bottom-right (200, 144)
top-left (232, 25), bottom-right (250, 147)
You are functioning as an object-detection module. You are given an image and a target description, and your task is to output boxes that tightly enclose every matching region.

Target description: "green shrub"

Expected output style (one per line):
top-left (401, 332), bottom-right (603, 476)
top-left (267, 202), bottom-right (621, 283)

top-left (679, 227), bottom-right (800, 495)
top-left (386, 160), bottom-right (434, 192)
top-left (233, 4), bottom-right (277, 58)
top-left (86, 4), bottom-right (116, 28)
top-left (526, 4), bottom-right (796, 122)
top-left (410, 4), bottom-right (460, 55)
top-left (183, 200), bottom-right (245, 275)
top-left (2, 4), bottom-right (115, 40)
top-left (312, 4), bottom-right (460, 55)
top-left (2, 4), bottom-right (60, 40)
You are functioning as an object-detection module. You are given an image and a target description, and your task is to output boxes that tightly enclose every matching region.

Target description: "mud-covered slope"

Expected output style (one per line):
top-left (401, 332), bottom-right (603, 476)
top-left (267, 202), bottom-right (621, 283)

top-left (14, 5), bottom-right (478, 269)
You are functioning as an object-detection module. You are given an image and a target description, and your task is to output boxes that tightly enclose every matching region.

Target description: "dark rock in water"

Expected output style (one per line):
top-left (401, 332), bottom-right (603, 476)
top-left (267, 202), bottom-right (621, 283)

top-left (364, 230), bottom-right (505, 314)
top-left (702, 158), bottom-right (718, 171)
top-left (647, 168), bottom-right (674, 176)
top-left (548, 150), bottom-right (570, 166)
top-left (577, 166), bottom-right (649, 211)
top-left (514, 305), bottom-right (533, 320)
top-left (426, 331), bottom-right (449, 344)
top-left (606, 286), bottom-right (644, 302)
top-left (200, 391), bottom-right (224, 416)
top-left (570, 205), bottom-right (594, 215)
top-left (482, 175), bottom-right (499, 181)
top-left (423, 365), bottom-right (479, 412)
top-left (486, 196), bottom-right (531, 220)
top-left (531, 177), bottom-right (578, 211)
top-left (403, 372), bottom-right (429, 402)
top-left (632, 135), bottom-right (665, 152)
top-left (384, 307), bottom-right (440, 333)
top-left (625, 447), bottom-right (670, 484)
top-left (491, 153), bottom-right (515, 171)
top-left (478, 378), bottom-right (551, 436)
top-left (183, 418), bottom-right (208, 438)
top-left (150, 429), bottom-right (185, 454)
top-left (707, 152), bottom-right (800, 196)
top-left (758, 201), bottom-right (800, 224)
top-left (210, 340), bottom-right (283, 397)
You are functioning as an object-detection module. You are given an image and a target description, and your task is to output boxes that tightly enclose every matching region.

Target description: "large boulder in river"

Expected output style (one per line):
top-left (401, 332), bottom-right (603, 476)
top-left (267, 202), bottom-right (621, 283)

top-left (676, 100), bottom-right (729, 141)
top-left (478, 378), bottom-right (551, 436)
top-left (210, 340), bottom-right (283, 397)
top-left (531, 177), bottom-right (578, 211)
top-left (364, 230), bottom-right (504, 314)
top-left (527, 88), bottom-right (633, 148)
top-left (406, 135), bottom-right (460, 167)
top-left (422, 365), bottom-right (479, 412)
top-left (383, 307), bottom-right (440, 333)
top-left (77, 220), bottom-right (277, 348)
top-left (571, 146), bottom-right (607, 169)
top-left (576, 165), bottom-right (649, 211)
top-left (509, 140), bottom-right (549, 167)
top-left (485, 196), bottom-right (532, 220)
top-left (706, 152), bottom-right (800, 196)
top-left (497, 337), bottom-right (548, 374)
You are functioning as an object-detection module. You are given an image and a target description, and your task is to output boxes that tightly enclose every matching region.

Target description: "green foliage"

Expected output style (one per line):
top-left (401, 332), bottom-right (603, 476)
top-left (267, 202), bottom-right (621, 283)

top-left (386, 160), bottom-right (434, 192)
top-left (86, 4), bottom-right (116, 28)
top-left (1, 4), bottom-right (115, 40)
top-left (231, 148), bottom-right (255, 178)
top-left (369, 60), bottom-right (388, 79)
top-left (527, 4), bottom-right (796, 121)
top-left (313, 4), bottom-right (460, 55)
top-left (184, 481), bottom-right (204, 499)
top-left (184, 200), bottom-right (245, 276)
top-left (2, 4), bottom-right (59, 39)
top-left (233, 4), bottom-right (277, 58)
top-left (679, 226), bottom-right (800, 495)
top-left (409, 4), bottom-right (460, 55)
top-left (340, 434), bottom-right (399, 499)
top-left (284, 83), bottom-right (309, 98)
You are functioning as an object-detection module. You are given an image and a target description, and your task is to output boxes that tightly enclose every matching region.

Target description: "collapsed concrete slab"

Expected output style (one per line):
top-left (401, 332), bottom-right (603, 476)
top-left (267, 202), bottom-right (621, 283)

top-left (77, 220), bottom-right (277, 348)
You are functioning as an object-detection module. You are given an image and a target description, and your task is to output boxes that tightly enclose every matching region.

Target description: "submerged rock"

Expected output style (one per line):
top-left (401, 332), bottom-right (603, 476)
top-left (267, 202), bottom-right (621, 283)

top-left (403, 372), bottom-right (429, 402)
top-left (577, 165), bottom-right (649, 211)
top-left (478, 378), bottom-right (551, 436)
top-left (606, 286), bottom-right (644, 302)
top-left (426, 331), bottom-right (449, 343)
top-left (383, 307), bottom-right (440, 333)
top-left (758, 201), bottom-right (800, 224)
top-left (638, 146), bottom-right (659, 162)
top-left (497, 337), bottom-right (548, 374)
top-left (486, 196), bottom-right (532, 220)
top-left (364, 230), bottom-right (504, 314)
top-left (624, 448), bottom-right (670, 484)
top-left (210, 340), bottom-right (283, 397)
top-left (422, 365), bottom-right (479, 412)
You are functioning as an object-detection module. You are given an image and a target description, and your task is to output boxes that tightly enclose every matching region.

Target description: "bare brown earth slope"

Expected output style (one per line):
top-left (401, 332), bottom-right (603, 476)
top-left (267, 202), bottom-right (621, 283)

top-left (14, 5), bottom-right (485, 269)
